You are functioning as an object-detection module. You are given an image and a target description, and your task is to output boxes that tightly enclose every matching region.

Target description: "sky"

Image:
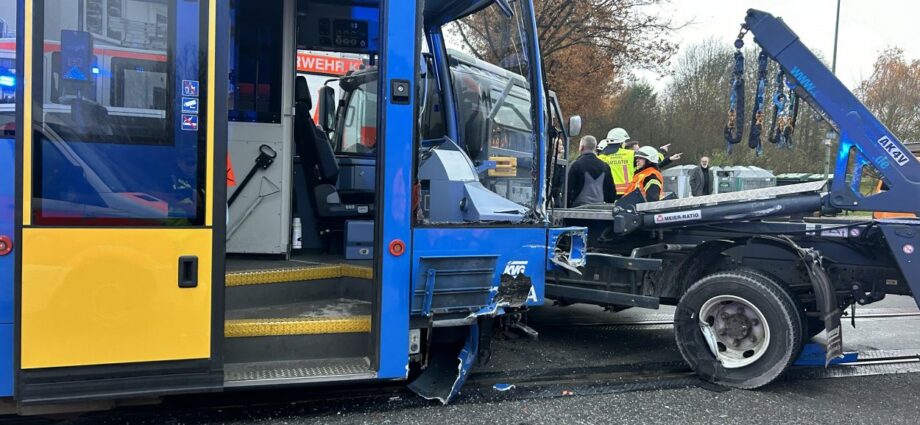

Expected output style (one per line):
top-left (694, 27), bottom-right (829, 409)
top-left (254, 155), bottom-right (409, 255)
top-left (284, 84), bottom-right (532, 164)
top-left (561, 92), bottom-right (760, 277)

top-left (640, 0), bottom-right (920, 90)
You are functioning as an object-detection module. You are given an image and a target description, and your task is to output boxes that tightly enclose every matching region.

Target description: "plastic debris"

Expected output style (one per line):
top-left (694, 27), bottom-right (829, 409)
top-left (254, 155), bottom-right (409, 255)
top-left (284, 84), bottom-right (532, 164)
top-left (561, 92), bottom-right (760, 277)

top-left (493, 383), bottom-right (516, 392)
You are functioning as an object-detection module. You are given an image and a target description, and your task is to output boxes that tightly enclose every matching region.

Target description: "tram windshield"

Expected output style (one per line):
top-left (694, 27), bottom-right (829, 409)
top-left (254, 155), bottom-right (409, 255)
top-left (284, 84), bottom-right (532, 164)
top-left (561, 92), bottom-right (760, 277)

top-left (439, 1), bottom-right (542, 220)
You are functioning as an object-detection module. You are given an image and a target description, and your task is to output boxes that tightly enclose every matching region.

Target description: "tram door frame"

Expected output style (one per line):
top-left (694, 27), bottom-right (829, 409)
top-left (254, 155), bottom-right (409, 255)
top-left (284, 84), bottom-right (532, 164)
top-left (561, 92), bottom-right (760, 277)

top-left (13, 0), bottom-right (227, 402)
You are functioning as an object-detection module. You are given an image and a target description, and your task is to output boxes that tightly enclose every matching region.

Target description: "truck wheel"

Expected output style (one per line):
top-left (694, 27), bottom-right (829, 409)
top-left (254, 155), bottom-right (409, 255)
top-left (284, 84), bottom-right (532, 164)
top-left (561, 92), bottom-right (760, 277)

top-left (727, 268), bottom-right (807, 358)
top-left (674, 271), bottom-right (802, 389)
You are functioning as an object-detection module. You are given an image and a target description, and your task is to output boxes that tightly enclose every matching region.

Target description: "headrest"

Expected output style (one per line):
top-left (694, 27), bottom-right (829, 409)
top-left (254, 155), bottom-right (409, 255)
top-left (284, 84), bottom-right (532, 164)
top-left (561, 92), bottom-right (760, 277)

top-left (295, 76), bottom-right (312, 111)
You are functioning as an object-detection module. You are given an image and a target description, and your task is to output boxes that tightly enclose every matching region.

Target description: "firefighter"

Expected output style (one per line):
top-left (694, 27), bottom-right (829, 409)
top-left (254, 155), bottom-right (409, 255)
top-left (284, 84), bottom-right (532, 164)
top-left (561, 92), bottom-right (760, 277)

top-left (597, 127), bottom-right (634, 199)
top-left (623, 145), bottom-right (664, 203)
top-left (625, 141), bottom-right (682, 168)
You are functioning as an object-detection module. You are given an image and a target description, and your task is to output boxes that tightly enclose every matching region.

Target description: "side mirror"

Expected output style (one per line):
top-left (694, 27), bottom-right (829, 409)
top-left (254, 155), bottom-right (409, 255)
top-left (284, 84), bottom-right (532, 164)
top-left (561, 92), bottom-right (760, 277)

top-left (568, 115), bottom-right (582, 138)
top-left (317, 86), bottom-right (336, 132)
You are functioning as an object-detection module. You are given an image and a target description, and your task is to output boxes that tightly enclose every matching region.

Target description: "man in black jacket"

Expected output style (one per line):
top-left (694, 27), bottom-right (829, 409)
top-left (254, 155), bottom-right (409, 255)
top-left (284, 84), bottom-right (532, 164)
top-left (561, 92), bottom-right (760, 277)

top-left (567, 136), bottom-right (616, 207)
top-left (689, 156), bottom-right (714, 196)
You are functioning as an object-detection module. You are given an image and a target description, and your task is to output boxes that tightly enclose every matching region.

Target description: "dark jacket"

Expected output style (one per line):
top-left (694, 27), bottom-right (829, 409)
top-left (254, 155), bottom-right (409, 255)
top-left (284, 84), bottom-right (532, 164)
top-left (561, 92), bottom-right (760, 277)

top-left (658, 147), bottom-right (672, 169)
top-left (567, 152), bottom-right (616, 207)
top-left (689, 165), bottom-right (713, 196)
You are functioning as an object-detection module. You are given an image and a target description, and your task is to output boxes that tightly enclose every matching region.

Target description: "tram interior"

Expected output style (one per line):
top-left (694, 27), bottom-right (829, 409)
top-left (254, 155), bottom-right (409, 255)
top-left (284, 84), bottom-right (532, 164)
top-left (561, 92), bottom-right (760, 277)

top-left (221, 0), bottom-right (384, 383)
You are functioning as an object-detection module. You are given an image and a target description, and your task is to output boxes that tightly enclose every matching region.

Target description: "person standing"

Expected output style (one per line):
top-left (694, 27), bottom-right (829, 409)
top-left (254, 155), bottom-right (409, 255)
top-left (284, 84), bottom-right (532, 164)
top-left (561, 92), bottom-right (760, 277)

top-left (597, 127), bottom-right (634, 198)
top-left (623, 146), bottom-right (664, 203)
top-left (627, 141), bottom-right (682, 168)
top-left (689, 156), bottom-right (713, 196)
top-left (567, 136), bottom-right (616, 207)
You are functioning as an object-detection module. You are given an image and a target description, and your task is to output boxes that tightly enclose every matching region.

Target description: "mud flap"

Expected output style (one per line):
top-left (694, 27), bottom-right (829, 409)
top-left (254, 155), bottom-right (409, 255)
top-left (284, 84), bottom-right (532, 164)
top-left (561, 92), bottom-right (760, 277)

top-left (774, 236), bottom-right (843, 365)
top-left (803, 251), bottom-right (843, 366)
top-left (407, 324), bottom-right (479, 404)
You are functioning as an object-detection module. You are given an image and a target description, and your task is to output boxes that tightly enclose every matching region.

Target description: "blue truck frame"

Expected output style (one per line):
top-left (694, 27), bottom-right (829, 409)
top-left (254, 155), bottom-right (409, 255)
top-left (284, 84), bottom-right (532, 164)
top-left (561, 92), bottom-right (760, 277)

top-left (550, 8), bottom-right (920, 389)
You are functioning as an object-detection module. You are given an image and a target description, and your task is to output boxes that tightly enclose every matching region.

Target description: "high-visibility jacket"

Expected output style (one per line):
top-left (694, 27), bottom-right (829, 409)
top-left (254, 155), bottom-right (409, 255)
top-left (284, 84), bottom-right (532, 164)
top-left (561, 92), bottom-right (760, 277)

top-left (625, 166), bottom-right (663, 201)
top-left (598, 149), bottom-right (635, 195)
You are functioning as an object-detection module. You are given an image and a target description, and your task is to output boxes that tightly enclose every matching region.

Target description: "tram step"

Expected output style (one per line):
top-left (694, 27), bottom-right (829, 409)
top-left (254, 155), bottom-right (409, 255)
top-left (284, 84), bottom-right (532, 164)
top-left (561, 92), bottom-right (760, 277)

top-left (225, 264), bottom-right (372, 286)
top-left (224, 357), bottom-right (374, 386)
top-left (225, 265), bottom-right (373, 310)
top-left (224, 299), bottom-right (372, 363)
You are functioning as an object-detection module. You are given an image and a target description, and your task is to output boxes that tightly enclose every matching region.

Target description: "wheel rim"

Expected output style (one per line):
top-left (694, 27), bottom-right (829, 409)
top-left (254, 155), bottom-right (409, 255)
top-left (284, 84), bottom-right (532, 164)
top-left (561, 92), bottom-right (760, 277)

top-left (698, 295), bottom-right (771, 369)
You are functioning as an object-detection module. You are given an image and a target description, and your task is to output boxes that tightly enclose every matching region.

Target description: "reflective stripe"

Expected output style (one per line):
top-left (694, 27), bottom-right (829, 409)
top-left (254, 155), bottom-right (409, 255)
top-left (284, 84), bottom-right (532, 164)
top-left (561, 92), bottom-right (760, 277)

top-left (644, 179), bottom-right (663, 191)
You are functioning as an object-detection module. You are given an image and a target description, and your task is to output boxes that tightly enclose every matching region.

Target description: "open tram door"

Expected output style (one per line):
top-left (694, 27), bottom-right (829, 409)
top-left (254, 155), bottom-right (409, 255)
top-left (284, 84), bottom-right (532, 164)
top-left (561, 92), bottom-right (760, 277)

top-left (216, 0), bottom-right (414, 387)
top-left (14, 0), bottom-right (225, 403)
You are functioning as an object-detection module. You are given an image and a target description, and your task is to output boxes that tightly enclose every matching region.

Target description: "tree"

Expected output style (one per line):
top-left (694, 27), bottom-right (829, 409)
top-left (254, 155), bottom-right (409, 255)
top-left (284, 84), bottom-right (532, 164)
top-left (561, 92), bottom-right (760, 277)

top-left (450, 0), bottom-right (679, 132)
top-left (607, 39), bottom-right (834, 174)
top-left (857, 48), bottom-right (920, 143)
top-left (607, 82), bottom-right (661, 143)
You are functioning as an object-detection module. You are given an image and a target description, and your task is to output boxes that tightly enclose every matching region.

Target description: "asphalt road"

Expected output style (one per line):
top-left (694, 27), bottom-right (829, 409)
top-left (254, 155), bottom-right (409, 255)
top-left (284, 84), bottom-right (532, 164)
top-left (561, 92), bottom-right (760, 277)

top-left (7, 296), bottom-right (920, 425)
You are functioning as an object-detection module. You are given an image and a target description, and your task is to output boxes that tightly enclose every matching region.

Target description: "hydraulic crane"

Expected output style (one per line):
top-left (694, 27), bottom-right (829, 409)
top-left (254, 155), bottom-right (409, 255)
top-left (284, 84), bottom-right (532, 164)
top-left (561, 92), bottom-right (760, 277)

top-left (551, 9), bottom-right (920, 390)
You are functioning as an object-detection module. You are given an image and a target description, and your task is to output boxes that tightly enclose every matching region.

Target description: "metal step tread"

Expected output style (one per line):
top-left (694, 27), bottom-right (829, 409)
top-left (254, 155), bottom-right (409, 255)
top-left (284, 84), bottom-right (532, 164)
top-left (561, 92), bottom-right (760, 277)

top-left (225, 303), bottom-right (372, 338)
top-left (224, 357), bottom-right (374, 385)
top-left (226, 264), bottom-right (373, 287)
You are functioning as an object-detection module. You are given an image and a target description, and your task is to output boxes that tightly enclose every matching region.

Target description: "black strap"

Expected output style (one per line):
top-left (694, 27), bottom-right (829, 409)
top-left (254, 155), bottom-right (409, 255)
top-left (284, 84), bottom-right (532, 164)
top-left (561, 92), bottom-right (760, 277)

top-left (723, 49), bottom-right (746, 152)
top-left (748, 50), bottom-right (769, 155)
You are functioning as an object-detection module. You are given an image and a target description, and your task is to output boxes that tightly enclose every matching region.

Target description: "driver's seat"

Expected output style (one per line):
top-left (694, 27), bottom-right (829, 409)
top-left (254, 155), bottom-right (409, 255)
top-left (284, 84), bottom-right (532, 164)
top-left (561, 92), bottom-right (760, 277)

top-left (293, 76), bottom-right (373, 219)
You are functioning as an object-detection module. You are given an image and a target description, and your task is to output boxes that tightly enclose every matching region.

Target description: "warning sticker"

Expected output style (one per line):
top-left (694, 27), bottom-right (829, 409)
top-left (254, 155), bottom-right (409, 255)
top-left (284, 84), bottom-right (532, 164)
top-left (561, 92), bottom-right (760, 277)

top-left (181, 114), bottom-right (199, 131)
top-left (182, 80), bottom-right (200, 97)
top-left (181, 97), bottom-right (199, 114)
top-left (653, 209), bottom-right (702, 224)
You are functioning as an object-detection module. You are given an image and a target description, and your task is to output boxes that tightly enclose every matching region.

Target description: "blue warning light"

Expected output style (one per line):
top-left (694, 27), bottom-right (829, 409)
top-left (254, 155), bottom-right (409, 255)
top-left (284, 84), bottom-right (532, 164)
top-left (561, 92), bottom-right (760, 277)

top-left (91, 66), bottom-right (100, 75)
top-left (0, 76), bottom-right (13, 87)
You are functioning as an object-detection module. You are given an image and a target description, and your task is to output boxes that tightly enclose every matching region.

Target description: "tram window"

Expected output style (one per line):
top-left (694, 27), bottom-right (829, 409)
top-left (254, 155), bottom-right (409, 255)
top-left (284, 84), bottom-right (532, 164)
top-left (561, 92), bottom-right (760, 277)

top-left (0, 0), bottom-right (15, 136)
top-left (228, 0), bottom-right (283, 123)
top-left (419, 59), bottom-right (446, 140)
top-left (438, 1), bottom-right (538, 220)
top-left (0, 57), bottom-right (14, 105)
top-left (340, 79), bottom-right (377, 154)
top-left (32, 0), bottom-right (207, 225)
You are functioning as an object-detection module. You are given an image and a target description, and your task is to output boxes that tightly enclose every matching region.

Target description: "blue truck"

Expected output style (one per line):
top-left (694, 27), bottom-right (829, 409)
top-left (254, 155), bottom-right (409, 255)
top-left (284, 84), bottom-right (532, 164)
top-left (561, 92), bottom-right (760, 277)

top-left (551, 9), bottom-right (920, 389)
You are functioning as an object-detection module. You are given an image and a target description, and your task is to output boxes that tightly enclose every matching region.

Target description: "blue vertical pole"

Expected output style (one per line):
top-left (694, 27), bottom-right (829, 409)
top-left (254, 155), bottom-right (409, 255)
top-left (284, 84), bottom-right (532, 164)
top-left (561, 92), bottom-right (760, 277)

top-left (375, 0), bottom-right (418, 378)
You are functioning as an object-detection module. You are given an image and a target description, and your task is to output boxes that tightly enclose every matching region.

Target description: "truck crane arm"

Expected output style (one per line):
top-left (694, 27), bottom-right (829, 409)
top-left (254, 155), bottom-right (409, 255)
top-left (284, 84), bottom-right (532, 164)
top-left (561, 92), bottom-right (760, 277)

top-left (744, 9), bottom-right (920, 215)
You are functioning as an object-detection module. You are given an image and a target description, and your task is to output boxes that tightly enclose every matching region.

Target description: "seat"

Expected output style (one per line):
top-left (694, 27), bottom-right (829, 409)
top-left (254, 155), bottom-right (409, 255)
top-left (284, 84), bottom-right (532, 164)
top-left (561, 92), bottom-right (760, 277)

top-left (293, 76), bottom-right (374, 219)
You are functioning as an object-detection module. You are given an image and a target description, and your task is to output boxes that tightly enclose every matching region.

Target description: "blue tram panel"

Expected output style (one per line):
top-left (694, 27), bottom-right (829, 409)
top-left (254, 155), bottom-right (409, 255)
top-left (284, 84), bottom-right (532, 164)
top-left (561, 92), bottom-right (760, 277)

top-left (0, 137), bottom-right (14, 396)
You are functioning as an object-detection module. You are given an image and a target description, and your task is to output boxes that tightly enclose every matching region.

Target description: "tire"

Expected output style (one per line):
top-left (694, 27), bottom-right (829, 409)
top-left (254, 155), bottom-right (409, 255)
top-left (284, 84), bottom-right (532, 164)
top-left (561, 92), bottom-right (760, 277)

top-left (728, 268), bottom-right (807, 359)
top-left (730, 268), bottom-right (823, 344)
top-left (674, 270), bottom-right (802, 389)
